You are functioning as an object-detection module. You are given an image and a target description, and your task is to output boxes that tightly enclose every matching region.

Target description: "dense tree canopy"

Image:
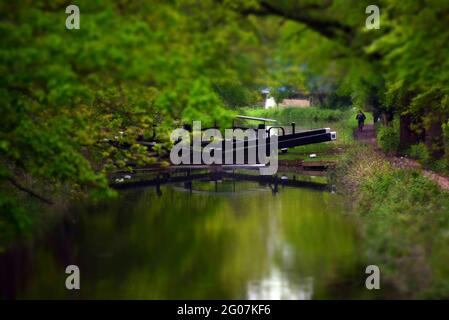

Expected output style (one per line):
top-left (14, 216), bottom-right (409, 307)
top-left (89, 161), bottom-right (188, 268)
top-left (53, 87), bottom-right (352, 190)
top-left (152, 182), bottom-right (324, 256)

top-left (0, 0), bottom-right (273, 239)
top-left (229, 0), bottom-right (449, 154)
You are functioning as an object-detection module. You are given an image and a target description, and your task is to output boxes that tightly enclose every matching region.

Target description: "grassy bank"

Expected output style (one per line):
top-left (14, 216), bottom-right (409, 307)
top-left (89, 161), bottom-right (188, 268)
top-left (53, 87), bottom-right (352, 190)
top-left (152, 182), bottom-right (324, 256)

top-left (332, 143), bottom-right (449, 298)
top-left (243, 107), bottom-right (346, 125)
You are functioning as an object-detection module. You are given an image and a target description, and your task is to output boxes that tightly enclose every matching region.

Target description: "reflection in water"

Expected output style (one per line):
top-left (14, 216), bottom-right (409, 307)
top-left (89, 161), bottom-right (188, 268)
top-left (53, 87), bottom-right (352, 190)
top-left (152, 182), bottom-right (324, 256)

top-left (0, 179), bottom-right (373, 299)
top-left (247, 269), bottom-right (313, 300)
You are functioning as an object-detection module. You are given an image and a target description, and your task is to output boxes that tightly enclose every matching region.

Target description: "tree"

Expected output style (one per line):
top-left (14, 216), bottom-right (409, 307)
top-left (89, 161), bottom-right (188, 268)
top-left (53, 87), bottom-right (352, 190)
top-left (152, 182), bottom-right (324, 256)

top-left (0, 0), bottom-right (273, 243)
top-left (228, 0), bottom-right (449, 157)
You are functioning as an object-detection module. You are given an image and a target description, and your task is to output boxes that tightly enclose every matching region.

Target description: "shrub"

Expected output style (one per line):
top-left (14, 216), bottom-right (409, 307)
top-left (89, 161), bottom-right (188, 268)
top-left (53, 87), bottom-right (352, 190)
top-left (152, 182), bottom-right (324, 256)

top-left (428, 159), bottom-right (448, 174)
top-left (408, 143), bottom-right (430, 165)
top-left (376, 119), bottom-right (400, 153)
top-left (330, 145), bottom-right (392, 196)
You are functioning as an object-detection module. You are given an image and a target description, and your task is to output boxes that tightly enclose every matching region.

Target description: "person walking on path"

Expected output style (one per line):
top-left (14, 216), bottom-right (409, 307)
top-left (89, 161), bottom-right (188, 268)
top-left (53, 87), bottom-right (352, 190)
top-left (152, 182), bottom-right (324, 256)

top-left (356, 110), bottom-right (367, 132)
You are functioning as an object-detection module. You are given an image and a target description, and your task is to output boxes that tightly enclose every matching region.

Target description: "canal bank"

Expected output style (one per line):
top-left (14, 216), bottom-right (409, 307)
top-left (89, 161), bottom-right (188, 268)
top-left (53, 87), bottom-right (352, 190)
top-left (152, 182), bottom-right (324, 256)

top-left (329, 124), bottom-right (449, 298)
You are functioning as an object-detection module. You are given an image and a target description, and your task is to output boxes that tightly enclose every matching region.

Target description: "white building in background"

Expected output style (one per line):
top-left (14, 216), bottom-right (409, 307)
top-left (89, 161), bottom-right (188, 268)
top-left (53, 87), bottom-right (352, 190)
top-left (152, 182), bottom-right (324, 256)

top-left (279, 98), bottom-right (310, 108)
top-left (261, 88), bottom-right (277, 109)
top-left (261, 88), bottom-right (310, 109)
top-left (265, 96), bottom-right (277, 109)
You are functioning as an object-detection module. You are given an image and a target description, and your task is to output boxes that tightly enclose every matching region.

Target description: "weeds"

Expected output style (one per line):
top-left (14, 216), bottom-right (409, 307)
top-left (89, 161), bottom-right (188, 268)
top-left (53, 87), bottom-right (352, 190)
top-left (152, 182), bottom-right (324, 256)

top-left (332, 145), bottom-right (449, 298)
top-left (376, 119), bottom-right (400, 154)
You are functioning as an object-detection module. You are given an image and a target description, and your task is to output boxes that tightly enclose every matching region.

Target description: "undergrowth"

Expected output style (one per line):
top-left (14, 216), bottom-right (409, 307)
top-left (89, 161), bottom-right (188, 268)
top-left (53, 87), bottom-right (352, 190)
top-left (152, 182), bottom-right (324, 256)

top-left (332, 145), bottom-right (449, 298)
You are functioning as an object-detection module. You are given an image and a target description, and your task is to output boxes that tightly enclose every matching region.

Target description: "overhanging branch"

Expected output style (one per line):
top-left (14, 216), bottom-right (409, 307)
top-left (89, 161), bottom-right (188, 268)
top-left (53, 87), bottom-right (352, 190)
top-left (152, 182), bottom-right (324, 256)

top-left (8, 177), bottom-right (54, 205)
top-left (238, 0), bottom-right (355, 46)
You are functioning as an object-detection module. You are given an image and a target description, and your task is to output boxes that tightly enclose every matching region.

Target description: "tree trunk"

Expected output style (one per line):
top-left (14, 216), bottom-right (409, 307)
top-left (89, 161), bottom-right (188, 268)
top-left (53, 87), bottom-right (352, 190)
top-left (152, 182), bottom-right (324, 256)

top-left (425, 115), bottom-right (445, 159)
top-left (399, 114), bottom-right (420, 151)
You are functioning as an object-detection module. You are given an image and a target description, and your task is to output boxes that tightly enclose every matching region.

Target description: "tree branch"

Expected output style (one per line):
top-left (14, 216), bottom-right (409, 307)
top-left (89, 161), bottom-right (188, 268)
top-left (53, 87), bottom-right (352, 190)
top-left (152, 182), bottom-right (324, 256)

top-left (8, 177), bottom-right (54, 205)
top-left (238, 0), bottom-right (354, 46)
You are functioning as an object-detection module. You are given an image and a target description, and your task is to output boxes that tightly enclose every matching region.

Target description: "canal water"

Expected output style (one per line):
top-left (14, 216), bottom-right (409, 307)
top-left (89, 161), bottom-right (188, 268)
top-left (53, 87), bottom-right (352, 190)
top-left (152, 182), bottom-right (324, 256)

top-left (0, 178), bottom-right (378, 299)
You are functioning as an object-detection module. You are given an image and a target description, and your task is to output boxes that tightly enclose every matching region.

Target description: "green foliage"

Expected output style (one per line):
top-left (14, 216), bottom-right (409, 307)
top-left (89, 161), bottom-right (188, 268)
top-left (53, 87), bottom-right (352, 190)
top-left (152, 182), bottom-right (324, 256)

top-left (2, 0), bottom-right (449, 258)
top-left (443, 121), bottom-right (449, 162)
top-left (214, 81), bottom-right (259, 108)
top-left (360, 169), bottom-right (449, 298)
top-left (0, 0), bottom-right (276, 243)
top-left (232, 1), bottom-right (449, 162)
top-left (334, 145), bottom-right (449, 298)
top-left (0, 194), bottom-right (32, 248)
top-left (408, 143), bottom-right (431, 166)
top-left (427, 159), bottom-right (449, 175)
top-left (407, 141), bottom-right (449, 174)
top-left (376, 119), bottom-right (400, 153)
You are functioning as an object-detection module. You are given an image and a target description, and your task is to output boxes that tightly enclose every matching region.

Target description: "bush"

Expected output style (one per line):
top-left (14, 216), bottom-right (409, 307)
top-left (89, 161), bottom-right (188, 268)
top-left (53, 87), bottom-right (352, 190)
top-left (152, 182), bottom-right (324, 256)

top-left (376, 119), bottom-right (400, 153)
top-left (331, 145), bottom-right (392, 196)
top-left (428, 159), bottom-right (449, 174)
top-left (408, 143), bottom-right (430, 165)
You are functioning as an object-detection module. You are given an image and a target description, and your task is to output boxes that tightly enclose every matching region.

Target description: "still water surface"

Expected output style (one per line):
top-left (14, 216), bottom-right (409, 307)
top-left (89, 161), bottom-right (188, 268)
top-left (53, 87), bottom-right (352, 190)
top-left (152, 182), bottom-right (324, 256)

top-left (0, 179), bottom-right (375, 299)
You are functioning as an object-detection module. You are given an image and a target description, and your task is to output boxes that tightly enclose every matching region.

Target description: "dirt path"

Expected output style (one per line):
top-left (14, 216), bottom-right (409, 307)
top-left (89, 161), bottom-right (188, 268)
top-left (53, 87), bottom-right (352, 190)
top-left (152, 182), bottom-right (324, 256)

top-left (354, 124), bottom-right (377, 146)
top-left (355, 123), bottom-right (449, 191)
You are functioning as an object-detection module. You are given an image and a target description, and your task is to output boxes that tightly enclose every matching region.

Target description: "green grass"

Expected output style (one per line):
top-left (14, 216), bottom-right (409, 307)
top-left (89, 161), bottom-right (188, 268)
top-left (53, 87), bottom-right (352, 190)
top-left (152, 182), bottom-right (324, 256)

top-left (361, 169), bottom-right (449, 298)
top-left (332, 145), bottom-right (449, 298)
top-left (242, 107), bottom-right (345, 125)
